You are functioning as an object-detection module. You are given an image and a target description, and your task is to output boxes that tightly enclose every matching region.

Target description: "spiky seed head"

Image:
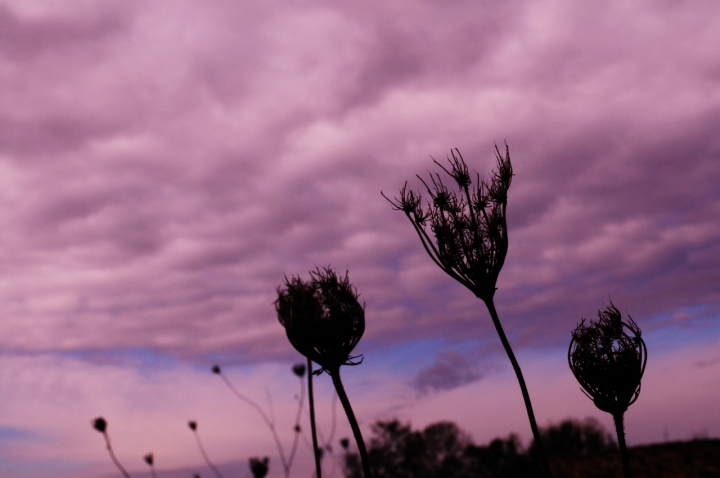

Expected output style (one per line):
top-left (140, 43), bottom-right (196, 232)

top-left (276, 267), bottom-right (365, 375)
top-left (93, 417), bottom-right (107, 433)
top-left (211, 364), bottom-right (221, 374)
top-left (340, 437), bottom-right (350, 450)
top-left (144, 453), bottom-right (153, 466)
top-left (188, 421), bottom-right (197, 431)
top-left (292, 363), bottom-right (306, 377)
top-left (568, 303), bottom-right (647, 416)
top-left (384, 144), bottom-right (513, 302)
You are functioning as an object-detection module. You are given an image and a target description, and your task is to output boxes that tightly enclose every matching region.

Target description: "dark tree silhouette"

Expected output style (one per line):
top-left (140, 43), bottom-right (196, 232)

top-left (343, 419), bottom-right (539, 478)
top-left (383, 145), bottom-right (552, 476)
top-left (92, 417), bottom-right (131, 478)
top-left (569, 302), bottom-right (647, 478)
top-left (528, 418), bottom-right (616, 458)
top-left (277, 267), bottom-right (371, 478)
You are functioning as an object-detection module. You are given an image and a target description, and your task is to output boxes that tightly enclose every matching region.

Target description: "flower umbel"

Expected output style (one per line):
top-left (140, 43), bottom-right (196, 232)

top-left (569, 302), bottom-right (647, 415)
top-left (382, 145), bottom-right (512, 302)
top-left (568, 302), bottom-right (647, 478)
top-left (276, 267), bottom-right (365, 375)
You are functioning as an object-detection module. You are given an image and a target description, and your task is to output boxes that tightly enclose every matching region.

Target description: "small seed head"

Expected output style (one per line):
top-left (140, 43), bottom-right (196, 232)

top-left (568, 303), bottom-right (647, 416)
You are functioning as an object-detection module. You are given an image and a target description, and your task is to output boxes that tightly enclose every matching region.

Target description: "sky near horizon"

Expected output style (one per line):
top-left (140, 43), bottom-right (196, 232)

top-left (1, 1), bottom-right (719, 477)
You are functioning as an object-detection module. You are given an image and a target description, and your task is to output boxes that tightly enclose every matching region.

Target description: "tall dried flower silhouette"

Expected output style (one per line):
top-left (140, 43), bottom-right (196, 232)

top-left (249, 456), bottom-right (270, 478)
top-left (188, 421), bottom-right (224, 478)
top-left (143, 453), bottom-right (158, 478)
top-left (383, 145), bottom-right (552, 476)
top-left (276, 267), bottom-right (371, 478)
top-left (210, 364), bottom-right (305, 478)
top-left (92, 417), bottom-right (131, 478)
top-left (569, 302), bottom-right (647, 478)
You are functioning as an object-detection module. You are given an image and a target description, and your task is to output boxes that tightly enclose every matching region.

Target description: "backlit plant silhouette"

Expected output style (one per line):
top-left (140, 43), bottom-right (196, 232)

top-left (276, 267), bottom-right (371, 478)
top-left (92, 417), bottom-right (131, 478)
top-left (383, 145), bottom-right (552, 476)
top-left (211, 363), bottom-right (306, 478)
top-left (143, 453), bottom-right (157, 478)
top-left (569, 302), bottom-right (647, 478)
top-left (188, 420), bottom-right (224, 478)
top-left (249, 456), bottom-right (270, 478)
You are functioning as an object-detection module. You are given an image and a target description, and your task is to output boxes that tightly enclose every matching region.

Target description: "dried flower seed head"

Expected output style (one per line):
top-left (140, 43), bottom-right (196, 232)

top-left (383, 145), bottom-right (513, 302)
top-left (93, 417), bottom-right (107, 433)
top-left (339, 438), bottom-right (350, 450)
top-left (292, 363), bottom-right (307, 377)
top-left (188, 421), bottom-right (197, 431)
top-left (276, 267), bottom-right (365, 375)
top-left (144, 453), bottom-right (154, 466)
top-left (211, 364), bottom-right (221, 374)
top-left (249, 456), bottom-right (270, 478)
top-left (568, 303), bottom-right (647, 415)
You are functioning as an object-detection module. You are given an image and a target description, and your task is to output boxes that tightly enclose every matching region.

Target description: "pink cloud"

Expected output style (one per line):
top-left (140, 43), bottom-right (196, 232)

top-left (1, 1), bottom-right (720, 473)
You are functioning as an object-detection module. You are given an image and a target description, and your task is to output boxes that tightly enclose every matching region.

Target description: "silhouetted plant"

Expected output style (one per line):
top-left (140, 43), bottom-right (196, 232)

top-left (568, 302), bottom-right (647, 478)
top-left (188, 421), bottom-right (224, 478)
top-left (92, 417), bottom-right (131, 478)
top-left (383, 145), bottom-right (552, 476)
top-left (287, 362), bottom-right (307, 474)
top-left (249, 456), bottom-right (270, 478)
top-left (144, 453), bottom-right (158, 478)
top-left (211, 363), bottom-right (305, 478)
top-left (276, 267), bottom-right (371, 478)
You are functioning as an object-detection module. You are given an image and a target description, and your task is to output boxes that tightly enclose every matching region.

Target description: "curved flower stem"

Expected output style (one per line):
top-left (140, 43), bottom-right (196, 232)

top-left (613, 413), bottom-right (632, 478)
top-left (485, 299), bottom-right (553, 477)
top-left (148, 464), bottom-right (158, 478)
top-left (287, 371), bottom-right (306, 470)
top-left (102, 432), bottom-right (131, 478)
top-left (192, 430), bottom-right (224, 478)
top-left (308, 358), bottom-right (323, 478)
top-left (218, 372), bottom-right (290, 477)
top-left (329, 367), bottom-right (371, 478)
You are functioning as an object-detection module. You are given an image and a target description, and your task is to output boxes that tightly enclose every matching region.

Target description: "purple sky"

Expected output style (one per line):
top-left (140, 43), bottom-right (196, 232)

top-left (1, 1), bottom-right (719, 477)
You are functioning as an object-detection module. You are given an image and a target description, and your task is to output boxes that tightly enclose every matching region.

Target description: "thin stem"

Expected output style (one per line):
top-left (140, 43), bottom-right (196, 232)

top-left (286, 372), bottom-right (306, 470)
top-left (329, 367), bottom-right (371, 478)
top-left (149, 464), bottom-right (158, 478)
top-left (218, 372), bottom-right (290, 477)
top-left (484, 299), bottom-right (553, 478)
top-left (614, 413), bottom-right (632, 478)
top-left (102, 432), bottom-right (131, 478)
top-left (192, 430), bottom-right (224, 478)
top-left (308, 358), bottom-right (323, 478)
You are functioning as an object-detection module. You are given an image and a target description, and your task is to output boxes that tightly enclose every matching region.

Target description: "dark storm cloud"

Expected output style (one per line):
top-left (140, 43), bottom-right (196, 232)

top-left (0, 0), bottom-right (718, 362)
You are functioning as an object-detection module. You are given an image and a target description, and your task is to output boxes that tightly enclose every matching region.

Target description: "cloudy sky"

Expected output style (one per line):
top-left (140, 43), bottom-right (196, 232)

top-left (1, 0), bottom-right (719, 476)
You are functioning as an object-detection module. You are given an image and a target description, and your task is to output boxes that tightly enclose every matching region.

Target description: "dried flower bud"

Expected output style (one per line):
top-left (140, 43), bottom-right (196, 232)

top-left (249, 456), bottom-right (269, 478)
top-left (294, 425), bottom-right (301, 433)
top-left (276, 267), bottom-right (365, 374)
top-left (339, 438), bottom-right (350, 450)
top-left (569, 303), bottom-right (647, 416)
top-left (188, 421), bottom-right (197, 431)
top-left (292, 363), bottom-right (306, 377)
top-left (92, 417), bottom-right (107, 433)
top-left (144, 453), bottom-right (153, 466)
top-left (211, 364), bottom-right (221, 374)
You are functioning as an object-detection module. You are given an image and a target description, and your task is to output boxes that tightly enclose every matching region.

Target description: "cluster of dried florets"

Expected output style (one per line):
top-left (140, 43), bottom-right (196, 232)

top-left (569, 302), bottom-right (647, 416)
top-left (276, 267), bottom-right (365, 375)
top-left (383, 145), bottom-right (512, 302)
